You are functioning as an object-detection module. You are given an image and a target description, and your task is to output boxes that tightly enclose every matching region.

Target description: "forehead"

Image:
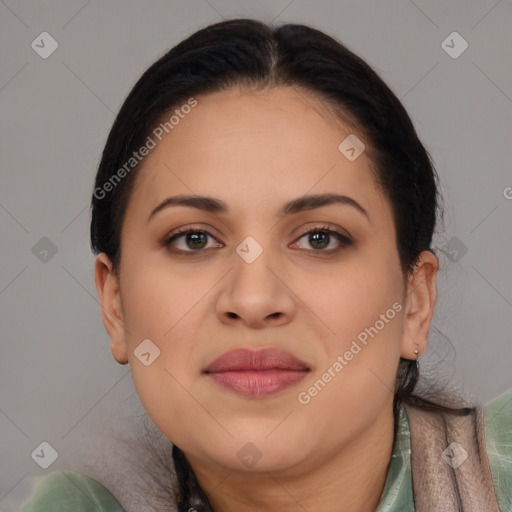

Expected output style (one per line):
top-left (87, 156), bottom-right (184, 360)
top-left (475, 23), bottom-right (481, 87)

top-left (125, 86), bottom-right (389, 223)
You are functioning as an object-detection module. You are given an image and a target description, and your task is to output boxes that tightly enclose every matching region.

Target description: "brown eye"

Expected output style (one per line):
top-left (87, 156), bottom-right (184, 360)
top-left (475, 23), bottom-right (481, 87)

top-left (164, 228), bottom-right (223, 252)
top-left (308, 232), bottom-right (330, 250)
top-left (293, 226), bottom-right (352, 252)
top-left (183, 232), bottom-right (208, 250)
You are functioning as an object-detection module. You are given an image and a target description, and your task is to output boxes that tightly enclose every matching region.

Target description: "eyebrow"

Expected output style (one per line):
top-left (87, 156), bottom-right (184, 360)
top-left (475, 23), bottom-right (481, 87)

top-left (147, 193), bottom-right (370, 222)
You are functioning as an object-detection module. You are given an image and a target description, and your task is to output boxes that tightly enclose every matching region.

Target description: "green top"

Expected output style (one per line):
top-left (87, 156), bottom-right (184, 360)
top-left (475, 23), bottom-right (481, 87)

top-left (20, 388), bottom-right (512, 512)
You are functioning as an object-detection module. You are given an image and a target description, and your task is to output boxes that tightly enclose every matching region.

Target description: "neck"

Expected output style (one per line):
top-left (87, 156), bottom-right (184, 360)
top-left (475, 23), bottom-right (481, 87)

top-left (185, 402), bottom-right (397, 512)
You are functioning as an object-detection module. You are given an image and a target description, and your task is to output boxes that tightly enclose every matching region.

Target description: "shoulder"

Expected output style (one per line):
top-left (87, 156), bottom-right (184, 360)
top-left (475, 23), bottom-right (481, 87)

top-left (19, 470), bottom-right (125, 512)
top-left (484, 387), bottom-right (512, 511)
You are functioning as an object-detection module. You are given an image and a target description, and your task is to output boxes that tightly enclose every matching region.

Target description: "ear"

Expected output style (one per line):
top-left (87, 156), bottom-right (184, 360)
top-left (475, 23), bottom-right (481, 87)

top-left (401, 250), bottom-right (439, 360)
top-left (94, 253), bottom-right (129, 365)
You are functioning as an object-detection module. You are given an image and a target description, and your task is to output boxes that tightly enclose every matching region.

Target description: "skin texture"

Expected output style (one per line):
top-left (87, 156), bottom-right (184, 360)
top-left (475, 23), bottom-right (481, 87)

top-left (95, 85), bottom-right (439, 512)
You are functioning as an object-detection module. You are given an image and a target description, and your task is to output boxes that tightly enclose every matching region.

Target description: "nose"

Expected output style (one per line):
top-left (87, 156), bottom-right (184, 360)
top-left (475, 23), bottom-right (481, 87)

top-left (215, 242), bottom-right (296, 329)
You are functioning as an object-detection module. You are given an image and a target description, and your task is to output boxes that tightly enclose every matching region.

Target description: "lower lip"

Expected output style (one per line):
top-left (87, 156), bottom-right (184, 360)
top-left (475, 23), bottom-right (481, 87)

top-left (207, 369), bottom-right (309, 398)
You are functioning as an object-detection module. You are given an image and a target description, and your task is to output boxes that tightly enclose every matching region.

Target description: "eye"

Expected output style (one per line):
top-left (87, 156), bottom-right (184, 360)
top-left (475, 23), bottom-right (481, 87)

top-left (292, 225), bottom-right (352, 252)
top-left (163, 227), bottom-right (223, 252)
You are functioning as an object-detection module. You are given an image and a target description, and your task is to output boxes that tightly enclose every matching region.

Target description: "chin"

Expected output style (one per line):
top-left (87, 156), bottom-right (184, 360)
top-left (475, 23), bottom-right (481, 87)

top-left (210, 433), bottom-right (312, 472)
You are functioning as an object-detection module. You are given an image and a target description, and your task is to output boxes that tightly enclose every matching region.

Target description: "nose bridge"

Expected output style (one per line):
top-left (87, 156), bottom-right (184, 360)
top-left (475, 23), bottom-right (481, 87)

top-left (217, 233), bottom-right (295, 325)
top-left (232, 234), bottom-right (280, 295)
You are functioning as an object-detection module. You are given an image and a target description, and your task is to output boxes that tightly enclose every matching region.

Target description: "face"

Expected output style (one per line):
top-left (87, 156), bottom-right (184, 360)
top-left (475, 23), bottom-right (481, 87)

top-left (95, 85), bottom-right (437, 476)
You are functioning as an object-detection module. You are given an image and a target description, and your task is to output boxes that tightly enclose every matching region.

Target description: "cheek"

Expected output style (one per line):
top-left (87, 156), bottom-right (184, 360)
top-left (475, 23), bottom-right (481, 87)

top-left (120, 261), bottom-right (192, 339)
top-left (303, 257), bottom-right (403, 348)
top-left (296, 306), bottom-right (404, 440)
top-left (119, 262), bottom-right (211, 424)
top-left (296, 256), bottom-right (404, 410)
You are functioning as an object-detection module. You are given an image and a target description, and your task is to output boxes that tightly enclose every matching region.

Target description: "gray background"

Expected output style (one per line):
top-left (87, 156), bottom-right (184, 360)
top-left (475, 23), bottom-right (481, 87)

top-left (1, 0), bottom-right (511, 509)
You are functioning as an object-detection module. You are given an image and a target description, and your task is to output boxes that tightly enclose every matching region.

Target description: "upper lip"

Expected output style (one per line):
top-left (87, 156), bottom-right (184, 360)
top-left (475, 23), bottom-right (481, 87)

top-left (204, 347), bottom-right (310, 373)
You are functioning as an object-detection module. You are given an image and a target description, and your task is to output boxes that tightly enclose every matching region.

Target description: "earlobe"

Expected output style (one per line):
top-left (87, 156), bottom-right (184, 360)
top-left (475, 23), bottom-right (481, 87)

top-left (94, 253), bottom-right (129, 365)
top-left (401, 251), bottom-right (439, 360)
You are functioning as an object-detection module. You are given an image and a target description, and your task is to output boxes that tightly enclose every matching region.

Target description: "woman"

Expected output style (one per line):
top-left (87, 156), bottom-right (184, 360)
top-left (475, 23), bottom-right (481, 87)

top-left (20, 18), bottom-right (511, 512)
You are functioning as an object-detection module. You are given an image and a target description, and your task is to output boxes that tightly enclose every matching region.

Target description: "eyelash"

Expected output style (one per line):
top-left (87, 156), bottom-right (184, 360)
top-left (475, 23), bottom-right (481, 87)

top-left (163, 224), bottom-right (352, 255)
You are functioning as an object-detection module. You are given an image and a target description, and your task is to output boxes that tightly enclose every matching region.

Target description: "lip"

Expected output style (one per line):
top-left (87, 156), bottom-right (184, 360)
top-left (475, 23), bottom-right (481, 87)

top-left (203, 348), bottom-right (310, 398)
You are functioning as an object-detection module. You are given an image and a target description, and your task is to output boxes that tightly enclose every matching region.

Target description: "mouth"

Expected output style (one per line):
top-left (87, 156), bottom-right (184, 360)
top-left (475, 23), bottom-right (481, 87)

top-left (203, 347), bottom-right (310, 398)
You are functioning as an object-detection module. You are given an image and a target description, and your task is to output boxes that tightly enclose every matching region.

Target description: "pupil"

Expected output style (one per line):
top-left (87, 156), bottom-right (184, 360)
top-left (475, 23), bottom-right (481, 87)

top-left (187, 232), bottom-right (207, 249)
top-left (310, 232), bottom-right (328, 249)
